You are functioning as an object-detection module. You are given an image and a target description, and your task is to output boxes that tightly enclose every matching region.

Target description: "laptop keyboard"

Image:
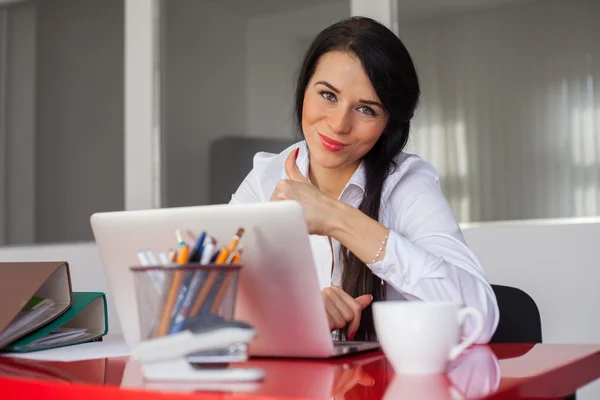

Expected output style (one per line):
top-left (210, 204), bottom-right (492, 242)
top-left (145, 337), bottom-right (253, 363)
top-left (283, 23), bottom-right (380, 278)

top-left (333, 340), bottom-right (370, 347)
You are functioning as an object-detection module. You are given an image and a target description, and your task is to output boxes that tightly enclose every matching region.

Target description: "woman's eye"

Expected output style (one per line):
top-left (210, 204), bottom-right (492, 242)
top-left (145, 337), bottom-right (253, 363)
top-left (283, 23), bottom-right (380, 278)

top-left (357, 105), bottom-right (376, 116)
top-left (320, 91), bottom-right (337, 102)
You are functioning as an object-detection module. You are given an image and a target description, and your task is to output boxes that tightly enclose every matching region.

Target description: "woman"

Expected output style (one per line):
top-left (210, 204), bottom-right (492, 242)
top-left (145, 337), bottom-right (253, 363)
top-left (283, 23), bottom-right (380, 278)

top-left (230, 17), bottom-right (499, 342)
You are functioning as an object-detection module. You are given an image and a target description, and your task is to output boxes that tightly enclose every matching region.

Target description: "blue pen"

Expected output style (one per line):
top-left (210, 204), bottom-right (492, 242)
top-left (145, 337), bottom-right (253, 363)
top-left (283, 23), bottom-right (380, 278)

top-left (170, 238), bottom-right (216, 333)
top-left (170, 232), bottom-right (206, 321)
top-left (189, 231), bottom-right (207, 263)
top-left (209, 249), bottom-right (220, 264)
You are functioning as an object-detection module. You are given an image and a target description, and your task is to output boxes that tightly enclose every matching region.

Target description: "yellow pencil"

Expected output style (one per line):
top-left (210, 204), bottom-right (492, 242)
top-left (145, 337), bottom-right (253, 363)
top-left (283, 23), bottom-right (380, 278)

top-left (157, 237), bottom-right (189, 336)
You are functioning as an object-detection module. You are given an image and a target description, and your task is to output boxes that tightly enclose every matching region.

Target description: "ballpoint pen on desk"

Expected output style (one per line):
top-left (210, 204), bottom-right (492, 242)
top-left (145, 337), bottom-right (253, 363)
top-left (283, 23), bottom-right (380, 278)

top-left (200, 237), bottom-right (216, 265)
top-left (169, 237), bottom-right (216, 333)
top-left (188, 231), bottom-right (207, 263)
top-left (188, 228), bottom-right (245, 318)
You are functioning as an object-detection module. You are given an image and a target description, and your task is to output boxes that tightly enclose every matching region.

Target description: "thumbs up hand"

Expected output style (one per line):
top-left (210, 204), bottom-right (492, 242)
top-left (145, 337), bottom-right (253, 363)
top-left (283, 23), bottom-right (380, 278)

top-left (270, 148), bottom-right (340, 236)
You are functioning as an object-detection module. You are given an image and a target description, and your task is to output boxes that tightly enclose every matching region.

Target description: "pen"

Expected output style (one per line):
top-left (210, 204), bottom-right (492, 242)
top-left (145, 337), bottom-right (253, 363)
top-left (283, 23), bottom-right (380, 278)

top-left (189, 229), bottom-right (244, 317)
top-left (169, 238), bottom-right (216, 333)
top-left (188, 231), bottom-right (207, 263)
top-left (200, 237), bottom-right (216, 265)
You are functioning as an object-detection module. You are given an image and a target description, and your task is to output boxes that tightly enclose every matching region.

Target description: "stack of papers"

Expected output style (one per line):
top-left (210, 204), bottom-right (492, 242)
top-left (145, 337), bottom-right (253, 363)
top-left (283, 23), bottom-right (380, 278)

top-left (0, 297), bottom-right (58, 348)
top-left (2, 340), bottom-right (131, 361)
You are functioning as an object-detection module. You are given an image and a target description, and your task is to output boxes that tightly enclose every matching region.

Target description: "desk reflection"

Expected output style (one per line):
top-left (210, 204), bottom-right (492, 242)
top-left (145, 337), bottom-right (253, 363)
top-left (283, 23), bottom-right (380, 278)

top-left (120, 345), bottom-right (499, 400)
top-left (383, 345), bottom-right (500, 400)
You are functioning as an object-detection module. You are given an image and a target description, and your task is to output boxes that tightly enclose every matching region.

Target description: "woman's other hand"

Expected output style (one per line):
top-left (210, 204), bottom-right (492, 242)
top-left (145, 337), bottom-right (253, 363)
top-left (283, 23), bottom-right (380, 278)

top-left (322, 286), bottom-right (372, 340)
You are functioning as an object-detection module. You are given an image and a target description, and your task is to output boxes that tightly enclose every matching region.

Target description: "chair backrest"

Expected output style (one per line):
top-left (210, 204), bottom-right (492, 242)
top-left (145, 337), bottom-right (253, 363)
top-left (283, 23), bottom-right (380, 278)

top-left (490, 284), bottom-right (542, 343)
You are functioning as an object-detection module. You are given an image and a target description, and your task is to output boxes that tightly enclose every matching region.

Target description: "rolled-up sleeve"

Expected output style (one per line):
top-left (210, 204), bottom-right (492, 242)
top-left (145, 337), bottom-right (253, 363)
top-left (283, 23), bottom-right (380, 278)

top-left (368, 172), bottom-right (499, 343)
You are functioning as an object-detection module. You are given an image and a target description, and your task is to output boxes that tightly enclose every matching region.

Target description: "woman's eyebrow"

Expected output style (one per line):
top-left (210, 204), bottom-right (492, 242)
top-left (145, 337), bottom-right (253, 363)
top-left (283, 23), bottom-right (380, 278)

top-left (315, 80), bottom-right (384, 109)
top-left (315, 80), bottom-right (340, 93)
top-left (359, 99), bottom-right (384, 109)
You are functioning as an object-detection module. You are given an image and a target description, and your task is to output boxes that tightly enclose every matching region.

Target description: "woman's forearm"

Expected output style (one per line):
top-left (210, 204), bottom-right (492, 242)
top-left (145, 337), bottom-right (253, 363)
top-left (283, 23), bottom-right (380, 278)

top-left (326, 200), bottom-right (389, 265)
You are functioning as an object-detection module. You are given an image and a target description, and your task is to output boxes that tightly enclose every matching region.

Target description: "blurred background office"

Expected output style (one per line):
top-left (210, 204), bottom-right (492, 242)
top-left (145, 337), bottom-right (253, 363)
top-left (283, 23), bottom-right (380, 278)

top-left (0, 0), bottom-right (598, 246)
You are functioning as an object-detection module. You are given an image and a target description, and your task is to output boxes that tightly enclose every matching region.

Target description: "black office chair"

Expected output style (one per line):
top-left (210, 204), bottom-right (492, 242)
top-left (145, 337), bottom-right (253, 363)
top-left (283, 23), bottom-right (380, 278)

top-left (490, 284), bottom-right (542, 343)
top-left (491, 284), bottom-right (575, 400)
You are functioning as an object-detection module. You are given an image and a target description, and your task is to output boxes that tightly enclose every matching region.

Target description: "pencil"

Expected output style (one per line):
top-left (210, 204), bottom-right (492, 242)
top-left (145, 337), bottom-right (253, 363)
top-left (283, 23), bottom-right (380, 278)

top-left (231, 249), bottom-right (243, 264)
top-left (216, 227), bottom-right (244, 263)
top-left (157, 235), bottom-right (190, 336)
top-left (188, 228), bottom-right (244, 317)
top-left (156, 269), bottom-right (184, 336)
top-left (210, 270), bottom-right (235, 313)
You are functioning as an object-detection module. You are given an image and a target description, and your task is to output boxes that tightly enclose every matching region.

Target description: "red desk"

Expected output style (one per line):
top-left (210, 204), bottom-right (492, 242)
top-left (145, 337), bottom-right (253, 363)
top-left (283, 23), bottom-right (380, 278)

top-left (1, 343), bottom-right (600, 399)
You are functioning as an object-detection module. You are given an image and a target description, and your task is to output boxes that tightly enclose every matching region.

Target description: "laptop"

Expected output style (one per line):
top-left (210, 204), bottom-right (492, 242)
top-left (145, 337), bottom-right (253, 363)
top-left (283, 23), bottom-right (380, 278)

top-left (90, 201), bottom-right (379, 358)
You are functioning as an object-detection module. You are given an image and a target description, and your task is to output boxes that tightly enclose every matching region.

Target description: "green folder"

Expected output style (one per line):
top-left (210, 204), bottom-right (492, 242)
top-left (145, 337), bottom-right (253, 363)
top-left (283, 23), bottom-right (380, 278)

top-left (3, 292), bottom-right (108, 353)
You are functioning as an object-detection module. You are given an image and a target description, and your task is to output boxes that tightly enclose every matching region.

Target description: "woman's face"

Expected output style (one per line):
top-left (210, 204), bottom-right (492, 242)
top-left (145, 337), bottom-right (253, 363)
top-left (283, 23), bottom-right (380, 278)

top-left (302, 51), bottom-right (389, 171)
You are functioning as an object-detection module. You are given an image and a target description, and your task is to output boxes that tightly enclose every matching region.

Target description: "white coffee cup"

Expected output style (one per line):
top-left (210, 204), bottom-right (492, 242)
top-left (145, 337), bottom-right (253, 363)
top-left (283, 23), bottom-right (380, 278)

top-left (372, 301), bottom-right (485, 375)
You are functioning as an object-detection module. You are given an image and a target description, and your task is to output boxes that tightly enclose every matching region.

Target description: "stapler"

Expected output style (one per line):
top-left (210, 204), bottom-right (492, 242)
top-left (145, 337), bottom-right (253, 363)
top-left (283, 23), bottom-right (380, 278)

top-left (132, 319), bottom-right (265, 382)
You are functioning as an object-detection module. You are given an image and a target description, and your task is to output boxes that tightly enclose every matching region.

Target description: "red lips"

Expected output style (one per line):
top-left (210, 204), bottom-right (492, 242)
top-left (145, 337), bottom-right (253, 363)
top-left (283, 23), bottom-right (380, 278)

top-left (318, 133), bottom-right (348, 152)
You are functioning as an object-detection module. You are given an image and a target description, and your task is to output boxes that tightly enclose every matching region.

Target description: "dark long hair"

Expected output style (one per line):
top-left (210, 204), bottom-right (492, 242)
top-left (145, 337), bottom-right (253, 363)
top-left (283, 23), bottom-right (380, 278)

top-left (293, 17), bottom-right (420, 341)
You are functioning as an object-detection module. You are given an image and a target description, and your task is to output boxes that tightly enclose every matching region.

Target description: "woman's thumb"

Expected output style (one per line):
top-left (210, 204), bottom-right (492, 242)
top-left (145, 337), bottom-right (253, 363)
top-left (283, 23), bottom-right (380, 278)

top-left (285, 148), bottom-right (308, 182)
top-left (355, 294), bottom-right (373, 310)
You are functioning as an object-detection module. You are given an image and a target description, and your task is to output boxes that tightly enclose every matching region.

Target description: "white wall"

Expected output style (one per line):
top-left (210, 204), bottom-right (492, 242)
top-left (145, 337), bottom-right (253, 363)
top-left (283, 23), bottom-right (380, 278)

top-left (35, 0), bottom-right (124, 243)
top-left (163, 0), bottom-right (247, 207)
top-left (245, 0), bottom-right (349, 139)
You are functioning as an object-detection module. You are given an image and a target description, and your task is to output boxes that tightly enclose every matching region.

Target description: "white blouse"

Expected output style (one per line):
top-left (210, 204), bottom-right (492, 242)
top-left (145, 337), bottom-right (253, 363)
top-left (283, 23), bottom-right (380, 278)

top-left (230, 140), bottom-right (499, 343)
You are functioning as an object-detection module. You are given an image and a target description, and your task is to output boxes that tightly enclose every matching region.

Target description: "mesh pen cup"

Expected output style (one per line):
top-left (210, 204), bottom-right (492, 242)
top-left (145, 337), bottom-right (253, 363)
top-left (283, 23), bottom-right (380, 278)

top-left (130, 264), bottom-right (242, 341)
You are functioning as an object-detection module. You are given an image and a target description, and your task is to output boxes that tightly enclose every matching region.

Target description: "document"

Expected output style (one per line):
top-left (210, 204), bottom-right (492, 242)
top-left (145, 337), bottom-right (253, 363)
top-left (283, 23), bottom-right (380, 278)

top-left (1, 340), bottom-right (131, 361)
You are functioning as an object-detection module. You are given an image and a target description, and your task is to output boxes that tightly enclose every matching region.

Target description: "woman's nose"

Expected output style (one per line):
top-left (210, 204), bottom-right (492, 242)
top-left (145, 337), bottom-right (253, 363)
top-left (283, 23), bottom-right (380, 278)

top-left (327, 107), bottom-right (352, 135)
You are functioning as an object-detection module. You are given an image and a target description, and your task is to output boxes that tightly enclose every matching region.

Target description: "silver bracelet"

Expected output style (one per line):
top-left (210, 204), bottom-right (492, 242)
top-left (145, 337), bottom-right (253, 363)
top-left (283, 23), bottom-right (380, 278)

top-left (372, 230), bottom-right (390, 264)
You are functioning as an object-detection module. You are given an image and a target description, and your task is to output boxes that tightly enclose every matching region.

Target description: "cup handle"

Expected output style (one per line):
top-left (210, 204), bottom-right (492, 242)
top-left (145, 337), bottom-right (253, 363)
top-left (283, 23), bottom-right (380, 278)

top-left (448, 306), bottom-right (484, 361)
